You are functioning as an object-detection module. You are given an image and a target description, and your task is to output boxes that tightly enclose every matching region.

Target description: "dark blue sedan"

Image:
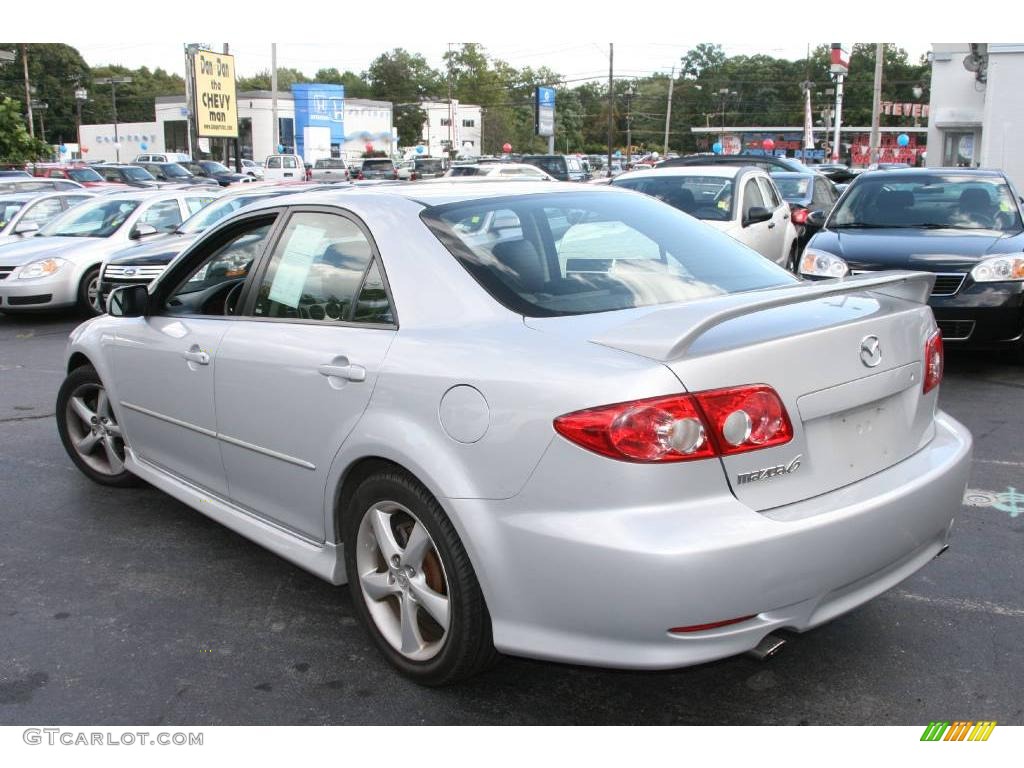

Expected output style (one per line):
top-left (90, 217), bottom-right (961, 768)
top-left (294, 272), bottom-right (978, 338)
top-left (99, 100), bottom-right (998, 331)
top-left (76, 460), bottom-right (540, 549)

top-left (802, 168), bottom-right (1024, 355)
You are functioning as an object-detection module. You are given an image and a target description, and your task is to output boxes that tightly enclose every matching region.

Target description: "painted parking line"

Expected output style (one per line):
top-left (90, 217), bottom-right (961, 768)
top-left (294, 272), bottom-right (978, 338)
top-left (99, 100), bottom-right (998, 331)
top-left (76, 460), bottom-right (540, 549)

top-left (893, 590), bottom-right (1024, 618)
top-left (963, 487), bottom-right (1023, 517)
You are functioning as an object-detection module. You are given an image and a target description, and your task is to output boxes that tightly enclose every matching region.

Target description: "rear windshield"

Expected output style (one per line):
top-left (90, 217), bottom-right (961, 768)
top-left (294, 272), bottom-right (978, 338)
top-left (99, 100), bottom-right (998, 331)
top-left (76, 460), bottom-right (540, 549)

top-left (524, 157), bottom-right (566, 176)
top-left (830, 174), bottom-right (1024, 231)
top-left (448, 166), bottom-right (481, 176)
top-left (315, 159), bottom-right (347, 169)
top-left (362, 159), bottom-right (394, 170)
top-left (613, 175), bottom-right (735, 221)
top-left (774, 177), bottom-right (812, 199)
top-left (121, 167), bottom-right (155, 181)
top-left (161, 164), bottom-right (192, 178)
top-left (415, 158), bottom-right (445, 173)
top-left (421, 191), bottom-right (794, 317)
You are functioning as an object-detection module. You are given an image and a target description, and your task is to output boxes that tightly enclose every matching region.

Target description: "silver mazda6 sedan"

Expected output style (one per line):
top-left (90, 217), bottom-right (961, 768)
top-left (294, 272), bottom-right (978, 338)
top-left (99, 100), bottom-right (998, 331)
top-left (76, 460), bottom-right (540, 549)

top-left (56, 181), bottom-right (972, 685)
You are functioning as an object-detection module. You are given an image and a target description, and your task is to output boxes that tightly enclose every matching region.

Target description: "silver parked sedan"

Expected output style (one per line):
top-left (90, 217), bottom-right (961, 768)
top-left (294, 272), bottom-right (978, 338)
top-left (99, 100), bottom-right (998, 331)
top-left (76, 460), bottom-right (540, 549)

top-left (56, 182), bottom-right (972, 685)
top-left (0, 188), bottom-right (221, 315)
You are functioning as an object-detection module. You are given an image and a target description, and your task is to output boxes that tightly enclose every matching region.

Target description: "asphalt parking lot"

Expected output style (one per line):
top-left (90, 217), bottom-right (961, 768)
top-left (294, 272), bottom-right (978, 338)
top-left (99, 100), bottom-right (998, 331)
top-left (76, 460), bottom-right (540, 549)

top-left (1, 311), bottom-right (1022, 726)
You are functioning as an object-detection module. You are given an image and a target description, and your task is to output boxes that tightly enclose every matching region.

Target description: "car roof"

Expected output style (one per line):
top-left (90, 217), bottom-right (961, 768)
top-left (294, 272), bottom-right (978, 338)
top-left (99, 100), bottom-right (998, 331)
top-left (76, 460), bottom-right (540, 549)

top-left (855, 167), bottom-right (1007, 180)
top-left (0, 190), bottom-right (95, 202)
top-left (615, 165), bottom-right (750, 180)
top-left (234, 180), bottom-right (609, 211)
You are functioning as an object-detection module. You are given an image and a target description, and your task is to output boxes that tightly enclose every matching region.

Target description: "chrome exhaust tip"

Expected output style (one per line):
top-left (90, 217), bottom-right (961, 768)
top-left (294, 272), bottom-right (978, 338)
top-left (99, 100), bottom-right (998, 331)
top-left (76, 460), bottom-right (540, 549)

top-left (747, 633), bottom-right (787, 661)
top-left (935, 544), bottom-right (950, 559)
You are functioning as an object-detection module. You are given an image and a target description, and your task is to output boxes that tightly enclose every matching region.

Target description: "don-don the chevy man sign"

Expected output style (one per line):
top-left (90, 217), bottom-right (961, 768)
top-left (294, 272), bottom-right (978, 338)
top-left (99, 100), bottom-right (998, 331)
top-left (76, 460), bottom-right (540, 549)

top-left (193, 50), bottom-right (238, 138)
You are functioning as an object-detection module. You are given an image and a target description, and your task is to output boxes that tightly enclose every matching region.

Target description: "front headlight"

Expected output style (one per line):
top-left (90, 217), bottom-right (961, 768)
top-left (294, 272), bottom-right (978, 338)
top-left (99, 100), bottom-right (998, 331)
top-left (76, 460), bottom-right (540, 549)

top-left (970, 255), bottom-right (1024, 282)
top-left (800, 248), bottom-right (849, 278)
top-left (18, 257), bottom-right (69, 280)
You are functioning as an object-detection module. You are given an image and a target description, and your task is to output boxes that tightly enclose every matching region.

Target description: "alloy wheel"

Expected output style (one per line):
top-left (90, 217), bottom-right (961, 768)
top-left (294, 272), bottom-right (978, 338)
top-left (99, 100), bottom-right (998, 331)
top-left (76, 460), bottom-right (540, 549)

top-left (355, 501), bottom-right (451, 662)
top-left (63, 382), bottom-right (126, 476)
top-left (87, 274), bottom-right (103, 314)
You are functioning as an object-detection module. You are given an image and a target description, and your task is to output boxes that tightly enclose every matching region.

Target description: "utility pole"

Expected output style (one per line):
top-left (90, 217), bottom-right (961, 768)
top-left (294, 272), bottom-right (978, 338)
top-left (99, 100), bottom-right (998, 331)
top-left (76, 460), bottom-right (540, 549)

top-left (22, 44), bottom-right (33, 137)
top-left (607, 43), bottom-right (613, 177)
top-left (625, 86), bottom-right (632, 164)
top-left (95, 76), bottom-right (132, 162)
top-left (663, 67), bottom-right (674, 156)
top-left (869, 43), bottom-right (884, 164)
top-left (271, 43), bottom-right (279, 154)
top-left (185, 44), bottom-right (202, 159)
top-left (447, 43), bottom-right (454, 159)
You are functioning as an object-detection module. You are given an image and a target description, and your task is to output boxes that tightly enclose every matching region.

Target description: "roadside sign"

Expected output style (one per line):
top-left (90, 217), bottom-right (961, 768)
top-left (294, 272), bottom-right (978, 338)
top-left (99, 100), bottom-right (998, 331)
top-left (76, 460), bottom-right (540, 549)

top-left (192, 49), bottom-right (238, 138)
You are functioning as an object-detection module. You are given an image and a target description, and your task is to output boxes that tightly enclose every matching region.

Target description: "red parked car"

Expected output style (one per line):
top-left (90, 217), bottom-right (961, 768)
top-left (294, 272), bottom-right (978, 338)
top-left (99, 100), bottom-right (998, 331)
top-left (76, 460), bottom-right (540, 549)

top-left (32, 163), bottom-right (109, 188)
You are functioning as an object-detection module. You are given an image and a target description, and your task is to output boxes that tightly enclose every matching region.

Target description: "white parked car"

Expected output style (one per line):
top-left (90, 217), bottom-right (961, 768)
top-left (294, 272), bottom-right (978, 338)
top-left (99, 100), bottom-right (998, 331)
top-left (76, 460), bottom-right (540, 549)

top-left (56, 181), bottom-right (970, 684)
top-left (613, 165), bottom-right (800, 270)
top-left (0, 190), bottom-right (95, 247)
top-left (240, 159), bottom-right (265, 180)
top-left (0, 188), bottom-right (220, 315)
top-left (446, 163), bottom-right (555, 180)
top-left (263, 154), bottom-right (306, 182)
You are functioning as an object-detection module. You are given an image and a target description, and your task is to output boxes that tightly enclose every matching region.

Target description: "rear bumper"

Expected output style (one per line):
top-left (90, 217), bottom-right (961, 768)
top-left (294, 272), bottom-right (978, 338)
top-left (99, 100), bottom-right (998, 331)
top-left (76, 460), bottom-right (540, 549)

top-left (448, 411), bottom-right (972, 670)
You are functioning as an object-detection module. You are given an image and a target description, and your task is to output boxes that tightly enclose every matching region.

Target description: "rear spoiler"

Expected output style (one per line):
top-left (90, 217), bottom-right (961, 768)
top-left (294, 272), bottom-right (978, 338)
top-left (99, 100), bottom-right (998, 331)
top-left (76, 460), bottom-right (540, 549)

top-left (591, 271), bottom-right (935, 362)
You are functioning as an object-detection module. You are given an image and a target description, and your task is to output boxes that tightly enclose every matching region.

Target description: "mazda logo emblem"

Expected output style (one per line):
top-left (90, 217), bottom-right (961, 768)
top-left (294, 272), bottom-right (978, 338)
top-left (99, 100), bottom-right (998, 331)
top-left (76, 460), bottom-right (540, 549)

top-left (860, 335), bottom-right (882, 367)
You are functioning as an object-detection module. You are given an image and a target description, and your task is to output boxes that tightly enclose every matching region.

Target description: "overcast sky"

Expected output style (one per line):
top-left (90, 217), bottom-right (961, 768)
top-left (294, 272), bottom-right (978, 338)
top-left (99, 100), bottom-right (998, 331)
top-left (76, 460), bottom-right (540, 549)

top-left (65, 41), bottom-right (931, 85)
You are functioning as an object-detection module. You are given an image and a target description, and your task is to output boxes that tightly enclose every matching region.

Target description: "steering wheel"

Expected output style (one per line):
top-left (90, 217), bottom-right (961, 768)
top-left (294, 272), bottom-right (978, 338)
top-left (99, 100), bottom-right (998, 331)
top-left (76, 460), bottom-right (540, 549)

top-left (223, 281), bottom-right (245, 316)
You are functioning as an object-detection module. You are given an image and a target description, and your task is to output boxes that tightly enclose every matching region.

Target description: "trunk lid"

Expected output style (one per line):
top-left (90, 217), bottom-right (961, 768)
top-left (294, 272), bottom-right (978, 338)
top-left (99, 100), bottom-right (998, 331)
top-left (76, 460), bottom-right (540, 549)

top-left (535, 272), bottom-right (939, 512)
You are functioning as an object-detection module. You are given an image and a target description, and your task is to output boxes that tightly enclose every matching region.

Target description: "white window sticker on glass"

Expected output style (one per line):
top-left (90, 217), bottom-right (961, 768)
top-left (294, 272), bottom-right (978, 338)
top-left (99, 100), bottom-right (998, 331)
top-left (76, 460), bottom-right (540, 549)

top-left (267, 223), bottom-right (325, 308)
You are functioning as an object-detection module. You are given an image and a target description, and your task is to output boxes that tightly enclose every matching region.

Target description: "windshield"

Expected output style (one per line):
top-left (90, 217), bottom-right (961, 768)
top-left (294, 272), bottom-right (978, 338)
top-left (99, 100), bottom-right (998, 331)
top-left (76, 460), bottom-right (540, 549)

top-left (40, 198), bottom-right (140, 238)
top-left (201, 161), bottom-right (230, 174)
top-left (829, 174), bottom-right (1024, 231)
top-left (1, 200), bottom-right (25, 227)
top-left (612, 175), bottom-right (735, 221)
top-left (178, 192), bottom-right (285, 234)
top-left (448, 166), bottom-right (481, 176)
top-left (421, 191), bottom-right (793, 317)
top-left (122, 167), bottom-right (155, 181)
top-left (525, 157), bottom-right (566, 176)
top-left (774, 177), bottom-right (812, 199)
top-left (67, 168), bottom-right (103, 183)
top-left (161, 164), bottom-right (192, 178)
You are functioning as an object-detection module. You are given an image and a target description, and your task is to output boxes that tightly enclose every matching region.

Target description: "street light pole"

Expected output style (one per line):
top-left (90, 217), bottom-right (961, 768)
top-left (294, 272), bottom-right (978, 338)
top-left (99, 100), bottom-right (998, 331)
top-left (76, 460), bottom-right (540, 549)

top-left (95, 76), bottom-right (132, 162)
top-left (625, 83), bottom-right (635, 168)
top-left (75, 88), bottom-right (87, 155)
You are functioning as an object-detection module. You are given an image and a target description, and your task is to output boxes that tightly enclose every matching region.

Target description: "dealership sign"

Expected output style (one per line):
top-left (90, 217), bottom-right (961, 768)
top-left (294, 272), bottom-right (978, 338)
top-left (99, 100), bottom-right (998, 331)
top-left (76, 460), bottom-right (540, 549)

top-left (881, 101), bottom-right (929, 119)
top-left (535, 87), bottom-right (555, 138)
top-left (192, 49), bottom-right (238, 138)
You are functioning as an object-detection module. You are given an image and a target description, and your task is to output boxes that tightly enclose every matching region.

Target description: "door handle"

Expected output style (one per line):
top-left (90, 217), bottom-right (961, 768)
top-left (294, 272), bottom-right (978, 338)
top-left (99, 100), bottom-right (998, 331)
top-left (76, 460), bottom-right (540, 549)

top-left (768, 222), bottom-right (776, 229)
top-left (318, 362), bottom-right (366, 382)
top-left (182, 346), bottom-right (210, 365)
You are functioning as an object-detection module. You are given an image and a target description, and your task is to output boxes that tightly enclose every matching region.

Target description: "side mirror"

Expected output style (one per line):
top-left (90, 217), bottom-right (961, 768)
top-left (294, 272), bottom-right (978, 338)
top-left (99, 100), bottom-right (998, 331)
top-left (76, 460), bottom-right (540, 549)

top-left (14, 221), bottom-right (39, 235)
top-left (130, 223), bottom-right (158, 240)
top-left (806, 209), bottom-right (828, 229)
top-left (743, 206), bottom-right (773, 227)
top-left (107, 284), bottom-right (148, 318)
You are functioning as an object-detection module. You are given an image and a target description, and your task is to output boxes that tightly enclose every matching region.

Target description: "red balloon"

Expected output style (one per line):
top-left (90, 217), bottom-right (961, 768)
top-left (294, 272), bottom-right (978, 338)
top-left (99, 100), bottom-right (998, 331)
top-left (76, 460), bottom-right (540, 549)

top-left (762, 138), bottom-right (775, 151)
top-left (80, 146), bottom-right (89, 153)
top-left (364, 143), bottom-right (374, 152)
top-left (502, 143), bottom-right (512, 153)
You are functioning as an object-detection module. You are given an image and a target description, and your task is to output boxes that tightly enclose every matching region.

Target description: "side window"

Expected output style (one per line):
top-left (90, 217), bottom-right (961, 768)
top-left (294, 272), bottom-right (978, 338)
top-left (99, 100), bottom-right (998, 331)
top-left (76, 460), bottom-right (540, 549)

top-left (185, 196), bottom-right (216, 215)
top-left (353, 259), bottom-right (394, 324)
top-left (743, 178), bottom-right (767, 216)
top-left (252, 211), bottom-right (384, 323)
top-left (165, 220), bottom-right (274, 316)
top-left (283, 157), bottom-right (298, 169)
top-left (812, 180), bottom-right (831, 207)
top-left (100, 168), bottom-right (119, 182)
top-left (21, 197), bottom-right (65, 225)
top-left (140, 200), bottom-right (183, 232)
top-left (757, 177), bottom-right (781, 209)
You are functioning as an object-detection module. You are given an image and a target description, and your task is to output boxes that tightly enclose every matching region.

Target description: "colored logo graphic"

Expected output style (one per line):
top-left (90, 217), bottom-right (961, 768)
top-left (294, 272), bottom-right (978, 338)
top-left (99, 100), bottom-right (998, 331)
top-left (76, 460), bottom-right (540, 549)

top-left (920, 721), bottom-right (997, 742)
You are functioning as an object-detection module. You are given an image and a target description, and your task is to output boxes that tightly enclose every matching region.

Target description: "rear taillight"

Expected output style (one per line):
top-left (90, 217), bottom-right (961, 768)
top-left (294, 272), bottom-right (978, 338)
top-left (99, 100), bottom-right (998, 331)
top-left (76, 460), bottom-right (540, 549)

top-left (923, 329), bottom-right (943, 394)
top-left (553, 385), bottom-right (792, 463)
top-left (790, 206), bottom-right (808, 225)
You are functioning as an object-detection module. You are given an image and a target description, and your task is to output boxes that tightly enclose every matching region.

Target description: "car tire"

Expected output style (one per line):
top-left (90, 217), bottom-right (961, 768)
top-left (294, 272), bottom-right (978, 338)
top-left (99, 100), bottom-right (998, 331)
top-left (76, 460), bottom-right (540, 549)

top-left (56, 364), bottom-right (142, 488)
top-left (343, 468), bottom-right (499, 685)
top-left (78, 265), bottom-right (103, 316)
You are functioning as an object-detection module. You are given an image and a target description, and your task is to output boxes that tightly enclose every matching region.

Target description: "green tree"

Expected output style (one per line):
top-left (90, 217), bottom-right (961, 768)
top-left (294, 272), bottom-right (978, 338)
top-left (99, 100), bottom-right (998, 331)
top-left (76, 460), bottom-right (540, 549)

top-left (366, 49), bottom-right (441, 103)
top-left (0, 97), bottom-right (54, 163)
top-left (394, 104), bottom-right (426, 147)
top-left (313, 68), bottom-right (370, 98)
top-left (0, 43), bottom-right (91, 145)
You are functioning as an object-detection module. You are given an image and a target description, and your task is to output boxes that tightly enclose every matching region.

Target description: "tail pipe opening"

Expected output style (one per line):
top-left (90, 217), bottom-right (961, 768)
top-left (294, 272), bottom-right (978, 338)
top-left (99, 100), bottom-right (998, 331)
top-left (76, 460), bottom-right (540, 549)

top-left (746, 633), bottom-right (787, 661)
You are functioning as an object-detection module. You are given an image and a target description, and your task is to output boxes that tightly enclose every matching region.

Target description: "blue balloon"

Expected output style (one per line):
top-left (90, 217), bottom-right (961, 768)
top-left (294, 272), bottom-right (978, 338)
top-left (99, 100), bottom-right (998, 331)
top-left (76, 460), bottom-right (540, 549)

top-left (614, 150), bottom-right (622, 157)
top-left (415, 145), bottom-right (425, 154)
top-left (712, 142), bottom-right (723, 155)
top-left (140, 142), bottom-right (148, 151)
top-left (897, 133), bottom-right (910, 147)
top-left (277, 144), bottom-right (285, 153)
top-left (59, 144), bottom-right (67, 153)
